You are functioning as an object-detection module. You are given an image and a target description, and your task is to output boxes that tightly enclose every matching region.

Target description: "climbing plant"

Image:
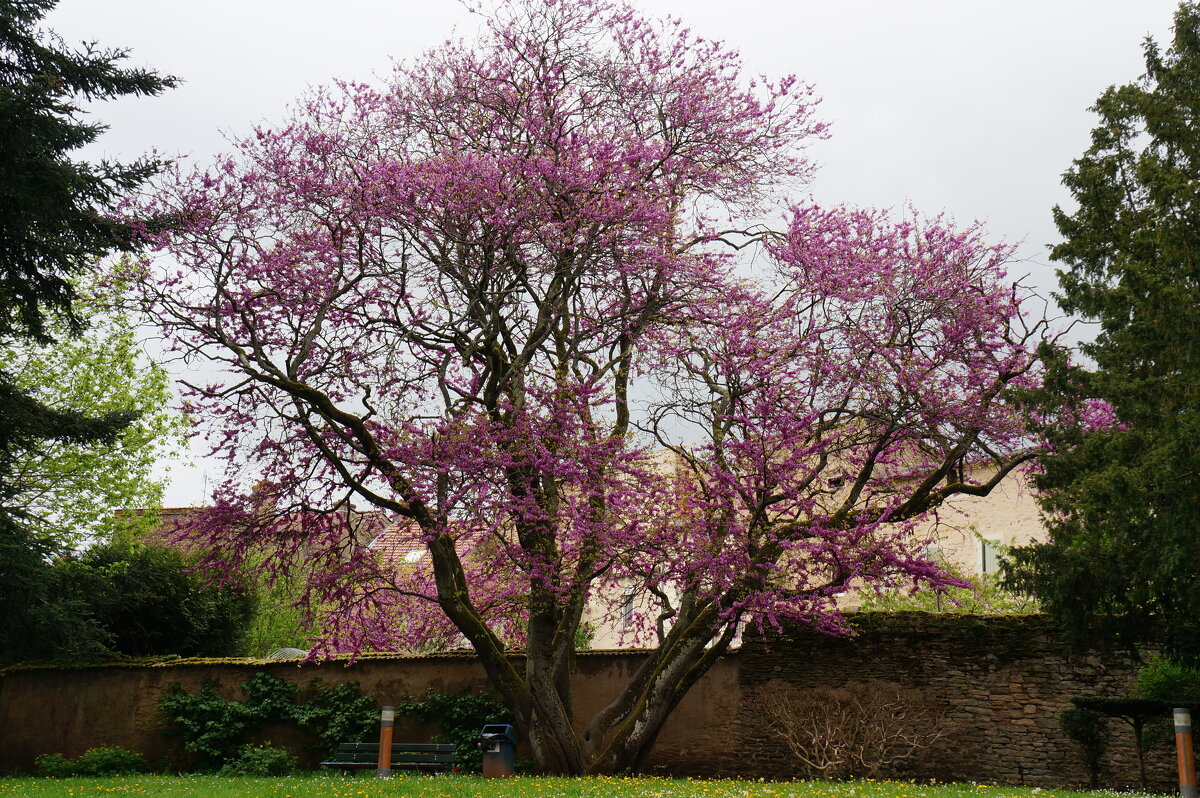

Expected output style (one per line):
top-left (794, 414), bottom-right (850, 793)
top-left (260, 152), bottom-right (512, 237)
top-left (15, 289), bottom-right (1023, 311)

top-left (158, 672), bottom-right (376, 770)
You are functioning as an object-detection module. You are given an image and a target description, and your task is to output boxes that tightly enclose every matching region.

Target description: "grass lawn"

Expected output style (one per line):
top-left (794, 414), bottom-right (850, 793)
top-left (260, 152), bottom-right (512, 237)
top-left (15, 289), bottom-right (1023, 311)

top-left (0, 774), bottom-right (1159, 798)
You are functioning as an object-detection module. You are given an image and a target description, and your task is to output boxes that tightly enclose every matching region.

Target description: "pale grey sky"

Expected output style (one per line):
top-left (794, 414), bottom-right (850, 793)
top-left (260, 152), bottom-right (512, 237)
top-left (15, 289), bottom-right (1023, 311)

top-left (44, 0), bottom-right (1181, 505)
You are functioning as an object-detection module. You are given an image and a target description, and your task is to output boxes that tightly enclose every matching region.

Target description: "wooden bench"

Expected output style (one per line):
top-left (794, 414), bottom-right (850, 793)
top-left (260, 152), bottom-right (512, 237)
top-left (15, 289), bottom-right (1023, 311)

top-left (320, 741), bottom-right (456, 771)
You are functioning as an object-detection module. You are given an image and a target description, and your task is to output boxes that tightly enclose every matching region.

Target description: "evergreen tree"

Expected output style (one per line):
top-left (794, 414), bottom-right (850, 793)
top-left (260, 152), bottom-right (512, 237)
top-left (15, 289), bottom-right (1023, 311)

top-left (0, 536), bottom-right (256, 664)
top-left (0, 0), bottom-right (175, 467)
top-left (1006, 2), bottom-right (1200, 663)
top-left (0, 0), bottom-right (175, 504)
top-left (0, 0), bottom-right (175, 340)
top-left (0, 1), bottom-right (177, 663)
top-left (51, 542), bottom-right (255, 660)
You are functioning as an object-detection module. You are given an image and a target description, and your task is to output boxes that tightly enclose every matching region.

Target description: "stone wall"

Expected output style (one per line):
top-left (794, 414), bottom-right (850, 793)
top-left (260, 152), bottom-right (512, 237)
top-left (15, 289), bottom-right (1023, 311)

top-left (732, 614), bottom-right (1173, 789)
top-left (0, 614), bottom-right (1181, 787)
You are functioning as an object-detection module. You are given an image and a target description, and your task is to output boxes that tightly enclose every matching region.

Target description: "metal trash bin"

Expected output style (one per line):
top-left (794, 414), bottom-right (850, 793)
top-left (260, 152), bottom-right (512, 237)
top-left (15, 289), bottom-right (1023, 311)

top-left (477, 723), bottom-right (518, 777)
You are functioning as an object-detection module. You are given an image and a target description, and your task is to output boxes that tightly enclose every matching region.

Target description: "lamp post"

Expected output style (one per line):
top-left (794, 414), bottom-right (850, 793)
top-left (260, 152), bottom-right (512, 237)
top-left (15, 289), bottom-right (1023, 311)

top-left (1176, 707), bottom-right (1197, 798)
top-left (377, 706), bottom-right (395, 779)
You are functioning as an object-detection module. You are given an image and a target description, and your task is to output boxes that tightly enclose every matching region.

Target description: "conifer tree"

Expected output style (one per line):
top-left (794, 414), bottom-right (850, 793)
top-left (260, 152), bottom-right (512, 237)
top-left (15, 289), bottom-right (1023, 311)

top-left (1006, 2), bottom-right (1200, 663)
top-left (0, 1), bottom-right (177, 662)
top-left (0, 0), bottom-right (174, 486)
top-left (0, 0), bottom-right (175, 340)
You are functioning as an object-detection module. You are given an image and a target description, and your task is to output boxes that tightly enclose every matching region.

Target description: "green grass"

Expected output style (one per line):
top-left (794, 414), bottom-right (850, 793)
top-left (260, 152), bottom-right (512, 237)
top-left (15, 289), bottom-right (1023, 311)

top-left (0, 774), bottom-right (1160, 798)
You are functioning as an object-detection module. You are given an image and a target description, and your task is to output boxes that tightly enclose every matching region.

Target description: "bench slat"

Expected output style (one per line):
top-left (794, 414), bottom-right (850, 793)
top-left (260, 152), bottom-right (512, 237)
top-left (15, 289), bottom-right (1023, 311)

top-left (321, 741), bottom-right (457, 770)
top-left (335, 742), bottom-right (455, 753)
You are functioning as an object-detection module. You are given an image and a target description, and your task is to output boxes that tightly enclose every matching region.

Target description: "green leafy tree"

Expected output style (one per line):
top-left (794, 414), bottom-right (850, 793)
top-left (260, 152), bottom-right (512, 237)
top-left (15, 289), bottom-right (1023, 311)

top-left (1006, 2), bottom-right (1200, 662)
top-left (861, 571), bottom-right (1039, 615)
top-left (242, 570), bottom-right (318, 658)
top-left (0, 0), bottom-right (176, 492)
top-left (1135, 655), bottom-right (1200, 705)
top-left (0, 277), bottom-right (184, 547)
top-left (52, 541), bottom-right (255, 659)
top-left (0, 279), bottom-right (187, 663)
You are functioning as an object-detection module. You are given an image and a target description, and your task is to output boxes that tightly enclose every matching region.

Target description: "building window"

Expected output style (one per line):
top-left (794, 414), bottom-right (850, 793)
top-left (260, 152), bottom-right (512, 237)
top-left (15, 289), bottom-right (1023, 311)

top-left (621, 588), bottom-right (635, 631)
top-left (981, 538), bottom-right (1002, 574)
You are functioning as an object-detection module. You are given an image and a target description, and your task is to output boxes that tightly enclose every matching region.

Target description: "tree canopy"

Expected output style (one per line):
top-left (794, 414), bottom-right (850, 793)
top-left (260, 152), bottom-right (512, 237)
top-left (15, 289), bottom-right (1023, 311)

top-left (0, 538), bottom-right (255, 665)
top-left (0, 274), bottom-right (185, 547)
top-left (1005, 1), bottom-right (1200, 664)
top-left (0, 1), bottom-right (182, 664)
top-left (0, 0), bottom-right (175, 340)
top-left (0, 0), bottom-right (176, 486)
top-left (137, 0), bottom-right (1045, 773)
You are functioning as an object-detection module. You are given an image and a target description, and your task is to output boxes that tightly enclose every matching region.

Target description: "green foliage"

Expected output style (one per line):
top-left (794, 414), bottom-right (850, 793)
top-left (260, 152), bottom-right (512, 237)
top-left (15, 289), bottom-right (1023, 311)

top-left (217, 743), bottom-right (297, 777)
top-left (0, 274), bottom-right (185, 549)
top-left (74, 746), bottom-right (150, 776)
top-left (241, 670), bottom-right (298, 717)
top-left (0, 278), bottom-right (188, 666)
top-left (0, 515), bottom-right (113, 664)
top-left (1007, 1), bottom-right (1200, 664)
top-left (0, 0), bottom-right (181, 673)
top-left (1058, 706), bottom-right (1107, 788)
top-left (241, 572), bottom-right (317, 657)
top-left (68, 542), bottom-right (254, 658)
top-left (10, 541), bottom-right (255, 664)
top-left (1135, 656), bottom-right (1200, 705)
top-left (573, 620), bottom-right (595, 650)
top-left (0, 0), bottom-right (176, 342)
top-left (291, 680), bottom-right (378, 755)
top-left (397, 690), bottom-right (514, 771)
top-left (4, 536), bottom-right (256, 666)
top-left (159, 681), bottom-right (258, 771)
top-left (34, 746), bottom-right (148, 777)
top-left (0, 281), bottom-right (187, 666)
top-left (1067, 694), bottom-right (1166, 790)
top-left (32, 753), bottom-right (75, 778)
top-left (860, 557), bottom-right (1037, 615)
top-left (158, 673), bottom-right (377, 771)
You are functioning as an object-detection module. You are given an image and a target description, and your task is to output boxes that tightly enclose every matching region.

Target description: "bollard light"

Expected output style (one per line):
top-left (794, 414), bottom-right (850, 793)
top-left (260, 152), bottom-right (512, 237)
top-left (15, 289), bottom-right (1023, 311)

top-left (1176, 707), bottom-right (1197, 798)
top-left (378, 705), bottom-right (395, 779)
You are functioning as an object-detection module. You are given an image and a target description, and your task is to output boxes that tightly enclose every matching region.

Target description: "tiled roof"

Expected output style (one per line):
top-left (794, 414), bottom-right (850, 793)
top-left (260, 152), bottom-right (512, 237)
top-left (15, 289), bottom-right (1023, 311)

top-left (367, 520), bottom-right (495, 566)
top-left (368, 521), bottom-right (429, 565)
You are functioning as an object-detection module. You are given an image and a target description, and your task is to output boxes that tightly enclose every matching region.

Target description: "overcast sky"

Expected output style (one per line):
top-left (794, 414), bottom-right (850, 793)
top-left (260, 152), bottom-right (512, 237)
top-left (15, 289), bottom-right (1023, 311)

top-left (44, 0), bottom-right (1182, 506)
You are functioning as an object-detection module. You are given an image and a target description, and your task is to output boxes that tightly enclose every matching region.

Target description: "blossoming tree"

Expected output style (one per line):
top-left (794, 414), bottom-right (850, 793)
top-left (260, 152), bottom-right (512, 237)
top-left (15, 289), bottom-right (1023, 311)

top-left (136, 0), bottom-right (1045, 774)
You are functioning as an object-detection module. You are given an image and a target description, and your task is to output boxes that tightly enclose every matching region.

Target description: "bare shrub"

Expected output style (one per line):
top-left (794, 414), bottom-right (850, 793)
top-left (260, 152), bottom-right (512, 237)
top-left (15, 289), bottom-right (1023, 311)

top-left (750, 680), bottom-right (946, 777)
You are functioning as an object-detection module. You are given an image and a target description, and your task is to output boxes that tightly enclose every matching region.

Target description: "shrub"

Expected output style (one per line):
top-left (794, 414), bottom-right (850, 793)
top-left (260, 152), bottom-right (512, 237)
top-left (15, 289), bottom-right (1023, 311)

top-left (7, 541), bottom-right (256, 666)
top-left (70, 542), bottom-right (255, 658)
top-left (750, 680), bottom-right (946, 778)
top-left (1136, 656), bottom-right (1200, 705)
top-left (35, 746), bottom-right (148, 777)
top-left (218, 743), bottom-right (297, 776)
top-left (1059, 705), bottom-right (1107, 788)
top-left (75, 746), bottom-right (149, 776)
top-left (33, 753), bottom-right (75, 778)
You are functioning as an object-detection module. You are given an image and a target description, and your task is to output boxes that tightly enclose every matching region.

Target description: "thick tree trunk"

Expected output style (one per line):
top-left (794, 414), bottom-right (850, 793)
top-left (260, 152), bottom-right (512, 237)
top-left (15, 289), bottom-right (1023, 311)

top-left (572, 600), bottom-right (737, 773)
